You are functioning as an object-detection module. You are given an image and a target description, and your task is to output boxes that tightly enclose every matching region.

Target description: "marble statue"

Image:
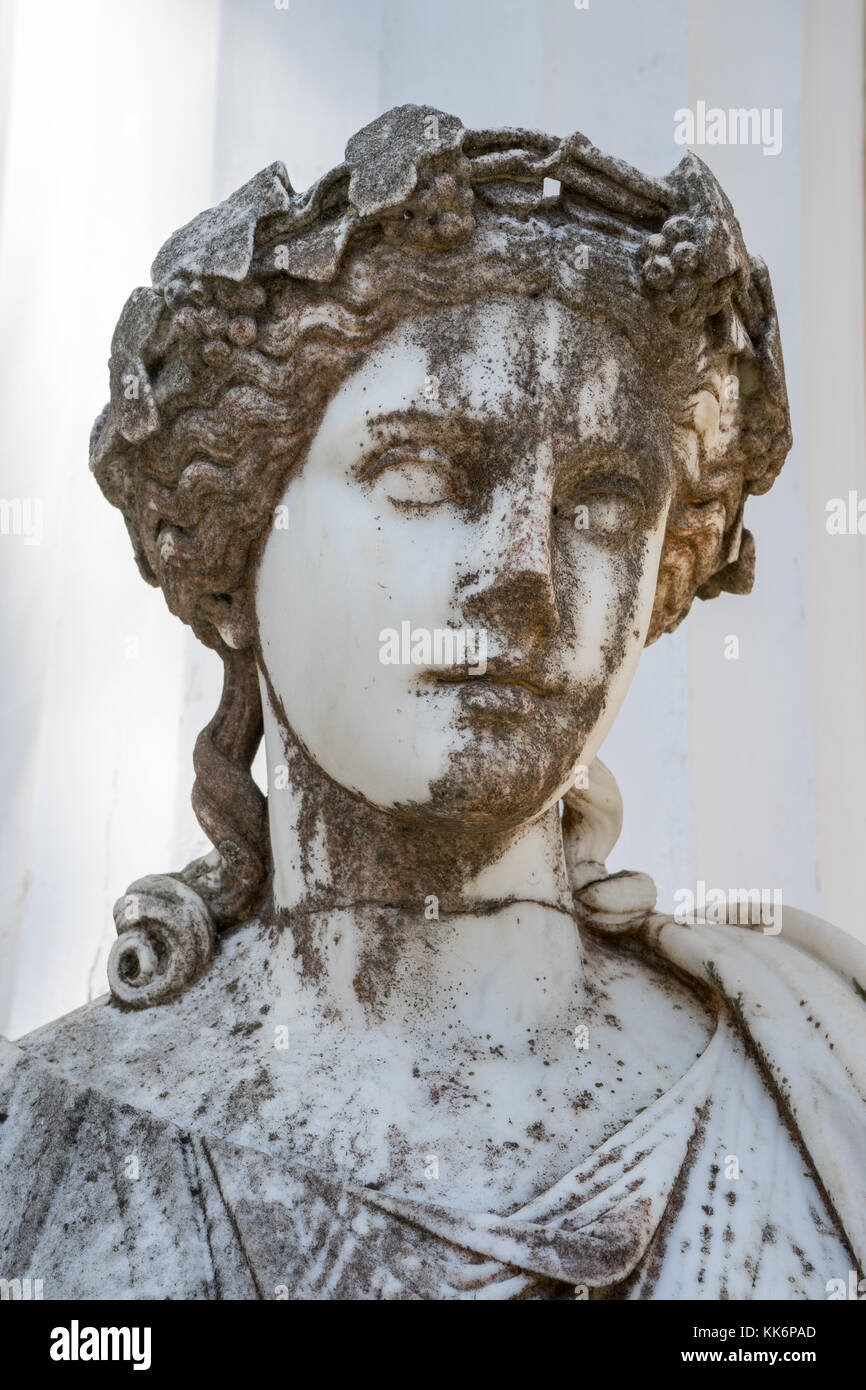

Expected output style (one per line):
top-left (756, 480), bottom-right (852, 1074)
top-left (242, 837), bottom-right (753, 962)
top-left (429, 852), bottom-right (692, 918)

top-left (2, 106), bottom-right (864, 1301)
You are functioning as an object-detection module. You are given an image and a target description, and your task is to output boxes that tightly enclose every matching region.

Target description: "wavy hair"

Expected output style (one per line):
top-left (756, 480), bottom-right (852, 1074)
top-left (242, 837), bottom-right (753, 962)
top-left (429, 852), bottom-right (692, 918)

top-left (90, 108), bottom-right (791, 998)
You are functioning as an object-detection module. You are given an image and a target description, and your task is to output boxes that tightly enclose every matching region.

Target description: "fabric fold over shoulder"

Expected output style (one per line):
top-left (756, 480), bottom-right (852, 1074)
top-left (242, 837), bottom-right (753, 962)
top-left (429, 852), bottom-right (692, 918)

top-left (642, 906), bottom-right (866, 1274)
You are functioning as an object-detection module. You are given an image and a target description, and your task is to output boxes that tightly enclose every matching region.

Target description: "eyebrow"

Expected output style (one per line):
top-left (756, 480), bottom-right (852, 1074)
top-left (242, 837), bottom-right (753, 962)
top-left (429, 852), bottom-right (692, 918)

top-left (358, 409), bottom-right (672, 505)
top-left (364, 408), bottom-right (486, 437)
top-left (557, 441), bottom-right (672, 509)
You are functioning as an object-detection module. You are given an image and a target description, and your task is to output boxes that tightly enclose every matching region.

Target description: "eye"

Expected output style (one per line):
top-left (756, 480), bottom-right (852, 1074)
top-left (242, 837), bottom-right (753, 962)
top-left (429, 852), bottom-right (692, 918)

top-left (361, 446), bottom-right (462, 511)
top-left (555, 484), bottom-right (644, 538)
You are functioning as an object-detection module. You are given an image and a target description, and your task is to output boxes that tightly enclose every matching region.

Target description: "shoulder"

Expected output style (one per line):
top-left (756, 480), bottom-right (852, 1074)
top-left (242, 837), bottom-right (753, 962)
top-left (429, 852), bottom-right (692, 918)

top-left (0, 1035), bottom-right (263, 1299)
top-left (641, 901), bottom-right (866, 1272)
top-left (643, 900), bottom-right (866, 1011)
top-left (4, 916), bottom-right (294, 1153)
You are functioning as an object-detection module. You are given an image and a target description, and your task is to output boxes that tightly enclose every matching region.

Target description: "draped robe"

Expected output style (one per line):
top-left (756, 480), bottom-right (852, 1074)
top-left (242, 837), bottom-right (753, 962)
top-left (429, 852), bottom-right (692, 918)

top-left (1, 907), bottom-right (864, 1300)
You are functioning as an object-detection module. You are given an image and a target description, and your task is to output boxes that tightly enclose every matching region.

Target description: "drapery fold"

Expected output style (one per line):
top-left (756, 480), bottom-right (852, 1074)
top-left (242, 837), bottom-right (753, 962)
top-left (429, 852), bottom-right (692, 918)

top-left (1, 907), bottom-right (861, 1299)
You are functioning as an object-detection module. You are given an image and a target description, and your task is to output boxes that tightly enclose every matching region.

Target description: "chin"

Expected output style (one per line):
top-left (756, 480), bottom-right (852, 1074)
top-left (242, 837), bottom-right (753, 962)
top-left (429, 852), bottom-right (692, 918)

top-left (406, 742), bottom-right (576, 831)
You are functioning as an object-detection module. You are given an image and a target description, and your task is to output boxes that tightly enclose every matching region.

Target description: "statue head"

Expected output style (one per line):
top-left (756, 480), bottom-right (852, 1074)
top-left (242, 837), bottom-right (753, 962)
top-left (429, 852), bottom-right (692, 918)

top-left (90, 106), bottom-right (790, 1001)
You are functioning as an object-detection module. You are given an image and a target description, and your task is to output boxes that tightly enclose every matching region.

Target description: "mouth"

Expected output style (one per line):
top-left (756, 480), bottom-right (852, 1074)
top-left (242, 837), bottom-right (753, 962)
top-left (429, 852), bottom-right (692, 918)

top-left (420, 666), bottom-right (565, 722)
top-left (427, 666), bottom-right (564, 697)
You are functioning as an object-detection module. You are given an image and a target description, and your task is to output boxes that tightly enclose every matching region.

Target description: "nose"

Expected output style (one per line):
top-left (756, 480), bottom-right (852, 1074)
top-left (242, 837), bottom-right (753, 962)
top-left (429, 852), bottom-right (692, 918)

top-left (461, 474), bottom-right (559, 647)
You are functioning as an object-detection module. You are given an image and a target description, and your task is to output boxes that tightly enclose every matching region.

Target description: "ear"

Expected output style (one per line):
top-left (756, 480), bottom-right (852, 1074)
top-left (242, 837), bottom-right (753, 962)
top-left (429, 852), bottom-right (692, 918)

top-left (197, 591), bottom-right (255, 651)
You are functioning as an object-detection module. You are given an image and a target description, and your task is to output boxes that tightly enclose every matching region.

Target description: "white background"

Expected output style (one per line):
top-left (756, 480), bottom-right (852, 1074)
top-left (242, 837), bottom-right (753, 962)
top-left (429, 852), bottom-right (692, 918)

top-left (1, 0), bottom-right (864, 1038)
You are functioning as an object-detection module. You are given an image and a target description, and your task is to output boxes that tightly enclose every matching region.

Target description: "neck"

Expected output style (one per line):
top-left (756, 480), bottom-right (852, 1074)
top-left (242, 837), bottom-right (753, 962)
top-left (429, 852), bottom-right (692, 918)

top-left (257, 679), bottom-right (583, 1035)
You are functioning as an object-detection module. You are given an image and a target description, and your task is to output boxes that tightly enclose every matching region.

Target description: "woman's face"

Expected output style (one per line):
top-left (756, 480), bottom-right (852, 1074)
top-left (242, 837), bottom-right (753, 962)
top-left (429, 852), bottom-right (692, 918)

top-left (256, 294), bottom-right (675, 828)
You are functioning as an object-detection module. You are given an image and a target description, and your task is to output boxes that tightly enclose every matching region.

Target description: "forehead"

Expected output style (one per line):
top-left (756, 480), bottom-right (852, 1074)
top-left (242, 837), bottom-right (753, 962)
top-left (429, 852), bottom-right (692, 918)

top-left (317, 295), bottom-right (672, 453)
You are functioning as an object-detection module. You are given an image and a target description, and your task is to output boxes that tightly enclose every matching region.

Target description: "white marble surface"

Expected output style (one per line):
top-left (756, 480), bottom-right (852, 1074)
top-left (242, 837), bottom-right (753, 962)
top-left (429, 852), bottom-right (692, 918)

top-left (2, 0), bottom-right (865, 1046)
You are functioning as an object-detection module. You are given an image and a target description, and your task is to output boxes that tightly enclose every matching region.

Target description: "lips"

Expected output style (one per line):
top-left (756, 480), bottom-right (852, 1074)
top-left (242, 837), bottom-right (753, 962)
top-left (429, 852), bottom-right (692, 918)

top-left (421, 665), bottom-right (565, 723)
top-left (455, 681), bottom-right (537, 718)
top-left (428, 666), bottom-right (564, 697)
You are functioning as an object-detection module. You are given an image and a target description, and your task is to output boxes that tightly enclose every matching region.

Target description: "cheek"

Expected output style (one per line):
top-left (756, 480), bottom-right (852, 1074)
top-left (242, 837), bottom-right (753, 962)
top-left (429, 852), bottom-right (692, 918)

top-left (556, 519), bottom-right (668, 689)
top-left (258, 471), bottom-right (472, 659)
top-left (553, 521), bottom-right (667, 770)
top-left (255, 469), bottom-right (476, 804)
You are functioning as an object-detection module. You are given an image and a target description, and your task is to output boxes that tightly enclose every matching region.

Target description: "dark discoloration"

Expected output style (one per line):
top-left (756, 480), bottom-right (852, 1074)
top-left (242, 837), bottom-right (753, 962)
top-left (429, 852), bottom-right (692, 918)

top-left (5, 107), bottom-right (845, 1305)
top-left (86, 106), bottom-right (791, 966)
